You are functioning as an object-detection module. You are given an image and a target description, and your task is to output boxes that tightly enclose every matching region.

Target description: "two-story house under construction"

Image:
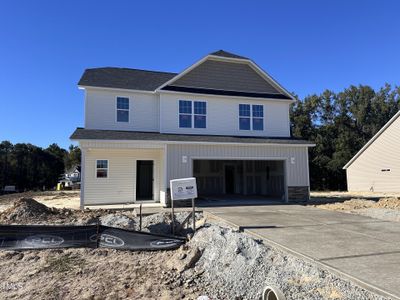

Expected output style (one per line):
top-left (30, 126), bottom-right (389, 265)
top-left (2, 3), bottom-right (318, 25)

top-left (71, 50), bottom-right (314, 208)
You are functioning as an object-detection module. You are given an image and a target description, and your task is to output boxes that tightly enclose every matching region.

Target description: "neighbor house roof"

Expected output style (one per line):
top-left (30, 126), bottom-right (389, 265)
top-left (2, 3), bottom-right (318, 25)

top-left (78, 67), bottom-right (177, 91)
top-left (343, 110), bottom-right (400, 169)
top-left (70, 128), bottom-right (314, 146)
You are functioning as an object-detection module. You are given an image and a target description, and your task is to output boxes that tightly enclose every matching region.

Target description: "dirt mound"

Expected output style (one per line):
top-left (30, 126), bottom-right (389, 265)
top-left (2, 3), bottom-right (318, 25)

top-left (375, 197), bottom-right (400, 209)
top-left (316, 198), bottom-right (376, 211)
top-left (316, 197), bottom-right (400, 211)
top-left (0, 198), bottom-right (56, 222)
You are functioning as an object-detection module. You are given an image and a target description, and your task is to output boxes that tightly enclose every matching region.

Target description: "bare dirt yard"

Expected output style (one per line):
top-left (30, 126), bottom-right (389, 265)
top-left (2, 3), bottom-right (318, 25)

top-left (0, 190), bottom-right (80, 212)
top-left (0, 192), bottom-right (393, 299)
top-left (310, 191), bottom-right (400, 222)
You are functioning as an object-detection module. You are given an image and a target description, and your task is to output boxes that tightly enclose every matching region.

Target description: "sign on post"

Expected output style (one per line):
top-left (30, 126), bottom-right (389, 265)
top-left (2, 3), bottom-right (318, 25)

top-left (169, 177), bottom-right (198, 235)
top-left (170, 177), bottom-right (198, 201)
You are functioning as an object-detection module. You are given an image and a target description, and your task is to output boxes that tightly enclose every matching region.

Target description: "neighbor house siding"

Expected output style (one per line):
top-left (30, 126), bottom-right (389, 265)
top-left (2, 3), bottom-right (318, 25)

top-left (166, 144), bottom-right (309, 187)
top-left (85, 88), bottom-right (159, 132)
top-left (346, 116), bottom-right (400, 192)
top-left (159, 92), bottom-right (291, 137)
top-left (83, 148), bottom-right (163, 205)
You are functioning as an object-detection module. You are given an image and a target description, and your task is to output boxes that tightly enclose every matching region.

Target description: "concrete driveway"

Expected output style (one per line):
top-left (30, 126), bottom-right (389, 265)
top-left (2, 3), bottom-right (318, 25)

top-left (204, 204), bottom-right (400, 299)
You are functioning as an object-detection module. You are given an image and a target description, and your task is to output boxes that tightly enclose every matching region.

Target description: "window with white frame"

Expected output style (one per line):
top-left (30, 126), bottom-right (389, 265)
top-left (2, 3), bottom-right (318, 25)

top-left (252, 105), bottom-right (264, 130)
top-left (179, 100), bottom-right (207, 128)
top-left (116, 97), bottom-right (129, 122)
top-left (194, 101), bottom-right (206, 128)
top-left (96, 160), bottom-right (108, 178)
top-left (239, 104), bottom-right (251, 130)
top-left (239, 104), bottom-right (264, 131)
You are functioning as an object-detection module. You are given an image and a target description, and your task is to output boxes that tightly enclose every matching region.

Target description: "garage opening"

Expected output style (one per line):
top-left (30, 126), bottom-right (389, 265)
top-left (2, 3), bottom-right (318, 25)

top-left (193, 160), bottom-right (285, 199)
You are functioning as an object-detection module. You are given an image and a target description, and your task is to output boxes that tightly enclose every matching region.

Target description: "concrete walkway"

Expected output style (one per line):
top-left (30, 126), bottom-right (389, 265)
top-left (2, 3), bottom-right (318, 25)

top-left (204, 204), bottom-right (400, 299)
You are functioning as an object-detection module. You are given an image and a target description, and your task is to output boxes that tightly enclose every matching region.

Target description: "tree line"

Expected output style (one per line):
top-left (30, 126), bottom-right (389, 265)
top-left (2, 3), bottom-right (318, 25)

top-left (290, 84), bottom-right (400, 190)
top-left (0, 142), bottom-right (81, 191)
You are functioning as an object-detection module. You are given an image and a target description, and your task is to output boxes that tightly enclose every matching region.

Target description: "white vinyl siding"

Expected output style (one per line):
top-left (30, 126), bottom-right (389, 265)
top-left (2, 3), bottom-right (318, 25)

top-left (83, 148), bottom-right (164, 205)
top-left (346, 115), bottom-right (400, 192)
top-left (85, 88), bottom-right (159, 132)
top-left (160, 92), bottom-right (290, 137)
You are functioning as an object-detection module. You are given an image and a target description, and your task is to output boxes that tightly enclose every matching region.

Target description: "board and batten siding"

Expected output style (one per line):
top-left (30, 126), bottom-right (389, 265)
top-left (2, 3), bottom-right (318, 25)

top-left (83, 148), bottom-right (163, 205)
top-left (166, 144), bottom-right (309, 187)
top-left (85, 88), bottom-right (159, 132)
top-left (159, 92), bottom-right (291, 138)
top-left (346, 115), bottom-right (400, 192)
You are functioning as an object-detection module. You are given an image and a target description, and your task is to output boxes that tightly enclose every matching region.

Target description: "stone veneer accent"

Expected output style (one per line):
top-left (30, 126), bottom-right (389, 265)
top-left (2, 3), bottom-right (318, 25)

top-left (288, 186), bottom-right (310, 201)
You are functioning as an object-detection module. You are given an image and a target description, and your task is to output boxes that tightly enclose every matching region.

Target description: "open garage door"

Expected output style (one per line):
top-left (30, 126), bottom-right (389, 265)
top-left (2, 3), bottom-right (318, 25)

top-left (193, 159), bottom-right (286, 199)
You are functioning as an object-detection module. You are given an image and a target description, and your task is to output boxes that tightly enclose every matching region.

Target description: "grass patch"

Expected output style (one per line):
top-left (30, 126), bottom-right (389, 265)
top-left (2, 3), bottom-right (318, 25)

top-left (42, 254), bottom-right (86, 273)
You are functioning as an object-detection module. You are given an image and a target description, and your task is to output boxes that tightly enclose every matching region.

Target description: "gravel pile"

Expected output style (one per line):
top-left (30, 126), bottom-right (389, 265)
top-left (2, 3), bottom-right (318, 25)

top-left (171, 224), bottom-right (389, 300)
top-left (100, 211), bottom-right (202, 236)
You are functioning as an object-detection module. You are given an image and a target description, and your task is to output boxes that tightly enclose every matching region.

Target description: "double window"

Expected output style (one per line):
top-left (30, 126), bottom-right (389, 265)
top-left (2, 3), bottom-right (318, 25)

top-left (239, 104), bottom-right (264, 131)
top-left (116, 97), bottom-right (129, 122)
top-left (96, 160), bottom-right (108, 178)
top-left (179, 100), bottom-right (207, 128)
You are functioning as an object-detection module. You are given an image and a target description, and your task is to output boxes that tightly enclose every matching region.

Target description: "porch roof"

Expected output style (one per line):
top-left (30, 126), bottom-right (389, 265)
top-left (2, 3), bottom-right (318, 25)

top-left (70, 128), bottom-right (314, 146)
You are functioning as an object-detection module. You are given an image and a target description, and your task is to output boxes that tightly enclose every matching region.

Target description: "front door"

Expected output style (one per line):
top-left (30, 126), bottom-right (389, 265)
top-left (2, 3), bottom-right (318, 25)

top-left (225, 165), bottom-right (235, 194)
top-left (136, 160), bottom-right (154, 200)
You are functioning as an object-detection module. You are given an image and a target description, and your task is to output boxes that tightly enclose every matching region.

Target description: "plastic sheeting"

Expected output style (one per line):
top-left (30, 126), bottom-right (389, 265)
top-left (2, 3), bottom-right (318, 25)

top-left (0, 225), bottom-right (185, 251)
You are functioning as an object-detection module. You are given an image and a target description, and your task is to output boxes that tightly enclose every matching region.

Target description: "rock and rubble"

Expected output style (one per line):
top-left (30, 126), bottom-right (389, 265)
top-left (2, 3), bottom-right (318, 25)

top-left (0, 198), bottom-right (392, 299)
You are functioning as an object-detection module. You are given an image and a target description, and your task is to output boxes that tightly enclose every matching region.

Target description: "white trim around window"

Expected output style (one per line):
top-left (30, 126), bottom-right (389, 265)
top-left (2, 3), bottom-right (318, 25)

top-left (239, 104), bottom-right (264, 131)
top-left (95, 159), bottom-right (109, 178)
top-left (116, 96), bottom-right (130, 123)
top-left (178, 100), bottom-right (207, 129)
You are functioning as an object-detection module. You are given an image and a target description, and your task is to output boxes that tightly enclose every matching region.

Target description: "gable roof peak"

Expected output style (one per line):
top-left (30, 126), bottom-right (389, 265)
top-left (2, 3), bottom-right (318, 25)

top-left (209, 50), bottom-right (249, 60)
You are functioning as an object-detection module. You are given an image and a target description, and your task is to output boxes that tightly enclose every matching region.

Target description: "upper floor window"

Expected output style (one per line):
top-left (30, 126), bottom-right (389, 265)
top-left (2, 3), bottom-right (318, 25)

top-left (194, 101), bottom-right (206, 128)
top-left (252, 105), bottom-right (264, 130)
top-left (179, 100), bottom-right (207, 128)
top-left (116, 97), bottom-right (129, 122)
top-left (239, 104), bottom-right (264, 131)
top-left (179, 100), bottom-right (192, 128)
top-left (96, 160), bottom-right (108, 178)
top-left (239, 104), bottom-right (251, 130)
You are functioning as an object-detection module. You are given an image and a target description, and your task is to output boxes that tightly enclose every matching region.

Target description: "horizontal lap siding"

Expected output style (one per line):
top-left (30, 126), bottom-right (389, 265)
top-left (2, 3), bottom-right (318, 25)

top-left (84, 149), bottom-right (162, 204)
top-left (160, 92), bottom-right (290, 137)
top-left (347, 117), bottom-right (400, 192)
top-left (166, 144), bottom-right (309, 187)
top-left (85, 89), bottom-right (159, 132)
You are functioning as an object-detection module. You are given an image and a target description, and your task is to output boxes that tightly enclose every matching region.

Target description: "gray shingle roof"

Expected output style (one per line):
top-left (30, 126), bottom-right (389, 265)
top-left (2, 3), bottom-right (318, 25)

top-left (167, 59), bottom-right (284, 95)
top-left (209, 50), bottom-right (249, 60)
top-left (78, 67), bottom-right (177, 91)
top-left (70, 128), bottom-right (313, 145)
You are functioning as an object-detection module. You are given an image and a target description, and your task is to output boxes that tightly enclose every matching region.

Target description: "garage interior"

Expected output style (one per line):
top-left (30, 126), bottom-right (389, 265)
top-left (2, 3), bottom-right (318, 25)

top-left (193, 159), bottom-right (285, 199)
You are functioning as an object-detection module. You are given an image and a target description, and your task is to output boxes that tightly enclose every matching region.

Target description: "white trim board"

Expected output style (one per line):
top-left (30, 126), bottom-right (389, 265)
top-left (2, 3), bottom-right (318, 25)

top-left (76, 139), bottom-right (316, 148)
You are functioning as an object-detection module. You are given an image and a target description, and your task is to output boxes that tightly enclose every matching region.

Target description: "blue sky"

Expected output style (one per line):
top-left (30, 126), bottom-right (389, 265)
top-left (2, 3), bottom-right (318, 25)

top-left (0, 0), bottom-right (399, 149)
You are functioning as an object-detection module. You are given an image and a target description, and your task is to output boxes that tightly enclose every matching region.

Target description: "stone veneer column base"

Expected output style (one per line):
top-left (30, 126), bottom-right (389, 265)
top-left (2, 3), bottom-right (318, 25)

top-left (288, 186), bottom-right (310, 202)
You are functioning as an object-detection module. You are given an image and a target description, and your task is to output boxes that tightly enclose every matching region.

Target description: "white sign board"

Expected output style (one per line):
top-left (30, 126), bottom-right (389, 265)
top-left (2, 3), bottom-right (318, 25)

top-left (170, 177), bottom-right (198, 201)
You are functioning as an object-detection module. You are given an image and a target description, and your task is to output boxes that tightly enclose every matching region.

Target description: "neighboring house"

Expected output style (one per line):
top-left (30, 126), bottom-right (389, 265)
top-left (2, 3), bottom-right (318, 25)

top-left (65, 165), bottom-right (81, 182)
top-left (344, 110), bottom-right (400, 192)
top-left (58, 166), bottom-right (81, 189)
top-left (71, 50), bottom-right (314, 208)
